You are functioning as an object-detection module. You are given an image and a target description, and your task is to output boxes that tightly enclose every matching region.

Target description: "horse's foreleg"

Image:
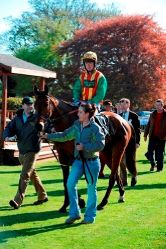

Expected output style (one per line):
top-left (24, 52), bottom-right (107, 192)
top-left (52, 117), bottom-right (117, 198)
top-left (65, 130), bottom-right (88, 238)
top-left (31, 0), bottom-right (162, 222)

top-left (59, 165), bottom-right (70, 213)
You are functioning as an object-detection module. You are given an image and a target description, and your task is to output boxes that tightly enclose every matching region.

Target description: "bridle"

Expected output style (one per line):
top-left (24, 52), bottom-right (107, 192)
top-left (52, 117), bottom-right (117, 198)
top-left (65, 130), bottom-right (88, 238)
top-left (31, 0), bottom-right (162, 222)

top-left (36, 94), bottom-right (78, 123)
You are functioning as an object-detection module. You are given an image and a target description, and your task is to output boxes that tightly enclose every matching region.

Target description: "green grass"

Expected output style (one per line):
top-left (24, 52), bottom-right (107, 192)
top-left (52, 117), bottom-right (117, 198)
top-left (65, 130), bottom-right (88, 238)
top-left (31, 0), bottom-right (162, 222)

top-left (0, 139), bottom-right (166, 249)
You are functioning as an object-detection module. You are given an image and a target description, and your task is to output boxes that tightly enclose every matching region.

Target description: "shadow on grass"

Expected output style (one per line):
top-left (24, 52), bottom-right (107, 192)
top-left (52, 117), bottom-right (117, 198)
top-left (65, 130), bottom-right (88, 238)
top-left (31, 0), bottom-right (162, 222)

top-left (37, 165), bottom-right (60, 172)
top-left (137, 170), bottom-right (154, 176)
top-left (10, 178), bottom-right (63, 187)
top-left (1, 210), bottom-right (68, 226)
top-left (0, 169), bottom-right (20, 174)
top-left (137, 159), bottom-right (150, 165)
top-left (46, 185), bottom-right (107, 197)
top-left (126, 182), bottom-right (166, 190)
top-left (137, 159), bottom-right (166, 165)
top-left (0, 164), bottom-right (60, 175)
top-left (114, 182), bottom-right (166, 191)
top-left (0, 221), bottom-right (82, 243)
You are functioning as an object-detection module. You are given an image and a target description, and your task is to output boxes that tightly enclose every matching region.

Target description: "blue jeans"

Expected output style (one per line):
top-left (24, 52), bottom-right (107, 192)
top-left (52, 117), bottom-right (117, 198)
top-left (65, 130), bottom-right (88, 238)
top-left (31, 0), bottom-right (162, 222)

top-left (67, 158), bottom-right (100, 222)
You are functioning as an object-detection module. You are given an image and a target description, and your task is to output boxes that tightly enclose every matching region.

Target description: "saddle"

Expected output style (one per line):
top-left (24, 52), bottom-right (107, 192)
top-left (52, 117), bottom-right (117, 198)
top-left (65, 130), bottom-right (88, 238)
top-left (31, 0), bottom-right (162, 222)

top-left (94, 114), bottom-right (115, 137)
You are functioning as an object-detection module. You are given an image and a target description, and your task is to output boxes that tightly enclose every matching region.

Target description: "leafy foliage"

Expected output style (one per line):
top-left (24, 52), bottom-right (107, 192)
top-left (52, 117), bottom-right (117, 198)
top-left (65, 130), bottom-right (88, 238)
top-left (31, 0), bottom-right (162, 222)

top-left (0, 0), bottom-right (120, 96)
top-left (56, 15), bottom-right (166, 109)
top-left (1, 0), bottom-right (120, 56)
top-left (0, 97), bottom-right (22, 109)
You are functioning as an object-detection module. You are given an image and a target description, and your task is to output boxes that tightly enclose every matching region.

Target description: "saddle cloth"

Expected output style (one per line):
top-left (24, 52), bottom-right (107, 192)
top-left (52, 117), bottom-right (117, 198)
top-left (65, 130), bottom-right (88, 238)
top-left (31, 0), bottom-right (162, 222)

top-left (94, 114), bottom-right (115, 137)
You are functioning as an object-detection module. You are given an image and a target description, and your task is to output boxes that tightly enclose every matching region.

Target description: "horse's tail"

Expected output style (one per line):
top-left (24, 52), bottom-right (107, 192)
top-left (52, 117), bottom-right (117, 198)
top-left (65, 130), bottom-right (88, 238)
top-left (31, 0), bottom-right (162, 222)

top-left (125, 125), bottom-right (137, 177)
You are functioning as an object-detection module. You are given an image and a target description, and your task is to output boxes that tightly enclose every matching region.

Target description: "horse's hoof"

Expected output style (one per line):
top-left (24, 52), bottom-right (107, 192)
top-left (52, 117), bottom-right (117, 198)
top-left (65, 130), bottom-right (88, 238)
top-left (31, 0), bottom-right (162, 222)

top-left (97, 199), bottom-right (108, 210)
top-left (118, 198), bottom-right (125, 203)
top-left (97, 204), bottom-right (104, 210)
top-left (58, 206), bottom-right (67, 213)
top-left (118, 195), bottom-right (125, 203)
top-left (98, 174), bottom-right (106, 179)
top-left (131, 177), bottom-right (137, 187)
top-left (79, 198), bottom-right (86, 209)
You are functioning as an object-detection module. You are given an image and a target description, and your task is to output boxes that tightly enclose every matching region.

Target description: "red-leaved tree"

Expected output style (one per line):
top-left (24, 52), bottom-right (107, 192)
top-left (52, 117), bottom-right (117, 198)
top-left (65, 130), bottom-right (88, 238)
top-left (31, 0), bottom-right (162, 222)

top-left (54, 15), bottom-right (166, 110)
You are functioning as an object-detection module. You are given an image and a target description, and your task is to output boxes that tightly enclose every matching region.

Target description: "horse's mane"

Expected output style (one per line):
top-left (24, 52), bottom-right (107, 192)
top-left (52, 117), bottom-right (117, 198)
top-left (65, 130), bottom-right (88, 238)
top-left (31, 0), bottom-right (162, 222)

top-left (49, 95), bottom-right (77, 112)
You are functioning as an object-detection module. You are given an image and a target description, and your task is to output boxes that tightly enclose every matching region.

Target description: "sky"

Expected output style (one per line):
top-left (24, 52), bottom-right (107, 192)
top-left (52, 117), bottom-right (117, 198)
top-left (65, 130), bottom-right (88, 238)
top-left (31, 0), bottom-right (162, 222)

top-left (94, 0), bottom-right (166, 30)
top-left (0, 0), bottom-right (166, 52)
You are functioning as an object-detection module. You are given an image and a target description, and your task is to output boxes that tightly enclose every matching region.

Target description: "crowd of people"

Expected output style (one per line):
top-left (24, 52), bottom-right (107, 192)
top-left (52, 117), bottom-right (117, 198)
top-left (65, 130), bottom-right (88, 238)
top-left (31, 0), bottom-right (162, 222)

top-left (2, 51), bottom-right (165, 225)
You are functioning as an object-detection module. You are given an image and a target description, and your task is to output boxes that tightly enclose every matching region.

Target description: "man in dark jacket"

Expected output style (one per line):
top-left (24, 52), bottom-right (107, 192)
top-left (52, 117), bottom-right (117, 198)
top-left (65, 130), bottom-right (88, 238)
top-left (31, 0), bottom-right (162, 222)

top-left (3, 96), bottom-right (48, 209)
top-left (144, 99), bottom-right (166, 172)
top-left (119, 98), bottom-right (141, 186)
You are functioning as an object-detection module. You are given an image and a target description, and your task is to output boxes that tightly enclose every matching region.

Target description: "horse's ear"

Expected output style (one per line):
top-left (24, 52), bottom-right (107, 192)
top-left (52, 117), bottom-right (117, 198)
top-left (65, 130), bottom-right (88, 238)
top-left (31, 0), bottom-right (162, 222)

top-left (34, 85), bottom-right (39, 96)
top-left (44, 85), bottom-right (49, 95)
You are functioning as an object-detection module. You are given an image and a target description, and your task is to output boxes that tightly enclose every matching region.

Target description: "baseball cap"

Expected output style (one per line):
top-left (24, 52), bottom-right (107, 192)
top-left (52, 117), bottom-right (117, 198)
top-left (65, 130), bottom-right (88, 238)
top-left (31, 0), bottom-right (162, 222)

top-left (22, 96), bottom-right (34, 105)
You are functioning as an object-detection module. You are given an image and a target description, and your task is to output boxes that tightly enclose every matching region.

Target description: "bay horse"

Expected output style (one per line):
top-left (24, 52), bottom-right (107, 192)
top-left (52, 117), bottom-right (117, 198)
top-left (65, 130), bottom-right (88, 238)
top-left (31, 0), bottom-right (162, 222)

top-left (34, 85), bottom-right (137, 211)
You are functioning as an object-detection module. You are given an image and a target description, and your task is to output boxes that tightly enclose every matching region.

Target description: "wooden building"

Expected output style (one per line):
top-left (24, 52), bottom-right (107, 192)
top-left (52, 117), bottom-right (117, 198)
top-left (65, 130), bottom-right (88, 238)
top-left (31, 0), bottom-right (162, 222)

top-left (0, 54), bottom-right (56, 164)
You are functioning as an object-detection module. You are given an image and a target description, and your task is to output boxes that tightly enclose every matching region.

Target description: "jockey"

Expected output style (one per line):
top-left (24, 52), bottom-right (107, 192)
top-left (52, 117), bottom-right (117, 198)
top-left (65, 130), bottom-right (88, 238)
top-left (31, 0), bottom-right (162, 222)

top-left (73, 51), bottom-right (107, 109)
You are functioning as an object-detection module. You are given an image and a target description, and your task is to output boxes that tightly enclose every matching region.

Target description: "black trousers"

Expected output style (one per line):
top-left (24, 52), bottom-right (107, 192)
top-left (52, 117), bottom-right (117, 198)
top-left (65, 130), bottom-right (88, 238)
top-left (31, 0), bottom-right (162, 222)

top-left (148, 137), bottom-right (165, 170)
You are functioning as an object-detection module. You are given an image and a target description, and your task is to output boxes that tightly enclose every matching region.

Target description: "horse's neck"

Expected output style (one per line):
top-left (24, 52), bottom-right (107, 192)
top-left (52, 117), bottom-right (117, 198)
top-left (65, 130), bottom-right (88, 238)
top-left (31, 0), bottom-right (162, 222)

top-left (51, 101), bottom-right (78, 131)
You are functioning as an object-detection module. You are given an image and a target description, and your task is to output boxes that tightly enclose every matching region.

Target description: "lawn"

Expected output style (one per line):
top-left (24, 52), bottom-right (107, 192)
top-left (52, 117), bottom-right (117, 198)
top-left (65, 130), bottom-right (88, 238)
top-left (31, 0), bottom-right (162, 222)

top-left (0, 139), bottom-right (165, 249)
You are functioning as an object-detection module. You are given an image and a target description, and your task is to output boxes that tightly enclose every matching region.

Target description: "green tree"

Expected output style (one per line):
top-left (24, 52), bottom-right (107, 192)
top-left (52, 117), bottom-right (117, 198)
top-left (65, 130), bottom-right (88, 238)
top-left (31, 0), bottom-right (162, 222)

top-left (2, 0), bottom-right (120, 54)
top-left (0, 0), bottom-right (120, 95)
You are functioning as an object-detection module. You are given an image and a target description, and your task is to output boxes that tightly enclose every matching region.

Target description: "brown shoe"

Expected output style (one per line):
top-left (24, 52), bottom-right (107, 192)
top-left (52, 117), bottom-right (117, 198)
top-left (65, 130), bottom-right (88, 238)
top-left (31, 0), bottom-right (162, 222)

top-left (9, 200), bottom-right (19, 209)
top-left (33, 197), bottom-right (48, 205)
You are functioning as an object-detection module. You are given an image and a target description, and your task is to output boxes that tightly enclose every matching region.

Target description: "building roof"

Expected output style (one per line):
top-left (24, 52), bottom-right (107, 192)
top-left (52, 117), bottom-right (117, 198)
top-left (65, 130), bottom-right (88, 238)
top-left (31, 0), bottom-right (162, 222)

top-left (0, 54), bottom-right (56, 78)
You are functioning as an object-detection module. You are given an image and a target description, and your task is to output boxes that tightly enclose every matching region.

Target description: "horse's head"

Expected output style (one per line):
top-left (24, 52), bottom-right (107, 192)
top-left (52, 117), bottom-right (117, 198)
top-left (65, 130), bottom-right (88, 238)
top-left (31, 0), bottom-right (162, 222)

top-left (34, 85), bottom-right (78, 132)
top-left (34, 85), bottom-right (56, 119)
top-left (34, 85), bottom-right (58, 131)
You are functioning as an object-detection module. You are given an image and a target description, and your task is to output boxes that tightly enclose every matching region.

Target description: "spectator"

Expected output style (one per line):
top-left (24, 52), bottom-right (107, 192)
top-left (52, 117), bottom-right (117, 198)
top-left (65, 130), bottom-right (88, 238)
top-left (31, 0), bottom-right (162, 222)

top-left (119, 98), bottom-right (141, 185)
top-left (102, 99), bottom-right (114, 112)
top-left (3, 96), bottom-right (48, 209)
top-left (114, 102), bottom-right (122, 114)
top-left (144, 99), bottom-right (166, 172)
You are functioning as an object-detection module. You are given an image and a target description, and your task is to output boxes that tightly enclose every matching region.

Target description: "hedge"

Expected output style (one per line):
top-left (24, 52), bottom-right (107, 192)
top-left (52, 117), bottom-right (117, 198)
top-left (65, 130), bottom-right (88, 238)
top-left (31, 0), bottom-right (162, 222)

top-left (0, 97), bottom-right (27, 110)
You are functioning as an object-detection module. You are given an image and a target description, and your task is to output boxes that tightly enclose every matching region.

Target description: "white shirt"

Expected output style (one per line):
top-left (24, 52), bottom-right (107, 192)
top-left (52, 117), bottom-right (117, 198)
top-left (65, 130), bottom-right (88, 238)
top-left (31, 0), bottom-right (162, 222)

top-left (122, 111), bottom-right (129, 121)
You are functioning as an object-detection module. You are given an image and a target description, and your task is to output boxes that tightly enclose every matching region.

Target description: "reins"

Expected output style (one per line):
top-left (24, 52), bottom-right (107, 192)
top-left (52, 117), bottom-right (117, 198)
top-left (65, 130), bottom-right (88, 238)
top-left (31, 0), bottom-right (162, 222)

top-left (47, 95), bottom-right (78, 122)
top-left (77, 145), bottom-right (94, 185)
top-left (44, 138), bottom-right (71, 167)
top-left (48, 109), bottom-right (78, 123)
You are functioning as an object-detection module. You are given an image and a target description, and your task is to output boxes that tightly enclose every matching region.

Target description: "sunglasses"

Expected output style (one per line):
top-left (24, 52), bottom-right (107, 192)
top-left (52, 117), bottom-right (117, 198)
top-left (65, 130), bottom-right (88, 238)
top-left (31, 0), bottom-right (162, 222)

top-left (120, 100), bottom-right (129, 104)
top-left (156, 100), bottom-right (163, 104)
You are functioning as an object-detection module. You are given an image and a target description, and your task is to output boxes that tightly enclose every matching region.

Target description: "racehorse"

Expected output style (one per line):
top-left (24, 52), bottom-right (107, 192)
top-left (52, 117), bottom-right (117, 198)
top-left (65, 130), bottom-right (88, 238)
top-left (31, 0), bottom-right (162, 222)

top-left (34, 85), bottom-right (137, 211)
